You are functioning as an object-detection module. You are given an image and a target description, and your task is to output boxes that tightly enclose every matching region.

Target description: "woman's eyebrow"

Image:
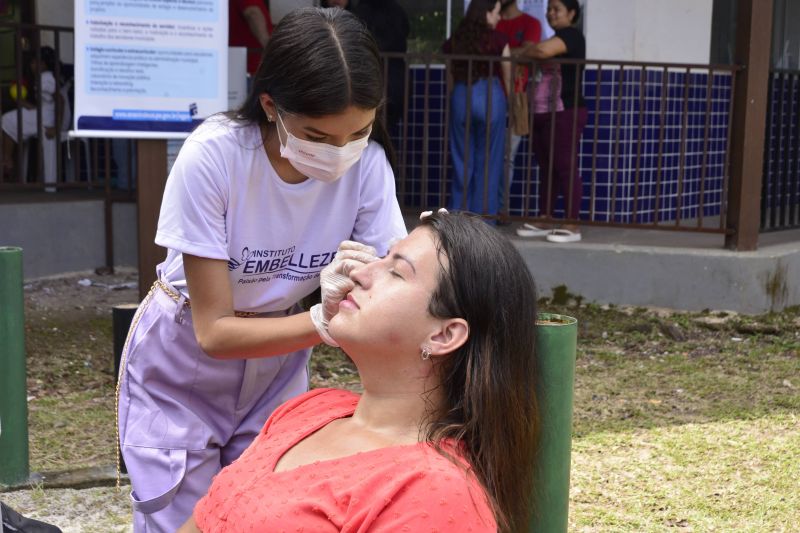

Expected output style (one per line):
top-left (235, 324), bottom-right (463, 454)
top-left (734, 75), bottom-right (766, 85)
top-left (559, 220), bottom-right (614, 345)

top-left (303, 126), bottom-right (332, 136)
top-left (302, 119), bottom-right (374, 137)
top-left (391, 253), bottom-right (416, 275)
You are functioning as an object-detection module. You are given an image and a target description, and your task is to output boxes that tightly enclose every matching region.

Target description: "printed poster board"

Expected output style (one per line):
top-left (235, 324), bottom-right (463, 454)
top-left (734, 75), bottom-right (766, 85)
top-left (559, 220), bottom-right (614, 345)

top-left (74, 0), bottom-right (229, 139)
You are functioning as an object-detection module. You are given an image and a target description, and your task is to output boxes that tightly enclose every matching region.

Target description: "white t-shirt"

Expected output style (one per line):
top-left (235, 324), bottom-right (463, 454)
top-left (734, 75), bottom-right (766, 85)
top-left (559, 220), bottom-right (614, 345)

top-left (155, 116), bottom-right (407, 312)
top-left (38, 71), bottom-right (57, 127)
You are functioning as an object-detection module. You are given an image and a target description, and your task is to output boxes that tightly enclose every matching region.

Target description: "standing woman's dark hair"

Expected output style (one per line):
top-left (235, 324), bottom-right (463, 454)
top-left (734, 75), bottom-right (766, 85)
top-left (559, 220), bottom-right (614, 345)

top-left (451, 0), bottom-right (497, 55)
top-left (232, 7), bottom-right (396, 167)
top-left (419, 212), bottom-right (539, 533)
top-left (559, 0), bottom-right (582, 24)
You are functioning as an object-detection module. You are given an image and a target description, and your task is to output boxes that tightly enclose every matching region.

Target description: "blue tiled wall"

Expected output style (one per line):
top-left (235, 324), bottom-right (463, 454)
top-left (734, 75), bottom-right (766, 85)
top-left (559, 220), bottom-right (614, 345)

top-left (394, 64), bottom-right (733, 224)
top-left (762, 72), bottom-right (800, 228)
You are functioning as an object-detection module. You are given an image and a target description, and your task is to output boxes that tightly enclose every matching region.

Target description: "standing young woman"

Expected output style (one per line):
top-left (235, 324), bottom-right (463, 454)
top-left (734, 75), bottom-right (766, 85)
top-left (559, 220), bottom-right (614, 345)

top-left (514, 0), bottom-right (587, 242)
top-left (443, 0), bottom-right (512, 219)
top-left (117, 8), bottom-right (406, 532)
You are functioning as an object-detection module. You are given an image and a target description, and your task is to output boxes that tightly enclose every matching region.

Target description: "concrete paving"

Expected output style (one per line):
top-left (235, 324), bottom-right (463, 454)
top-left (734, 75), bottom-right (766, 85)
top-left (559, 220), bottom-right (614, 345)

top-left (499, 223), bottom-right (800, 314)
top-left (405, 214), bottom-right (800, 314)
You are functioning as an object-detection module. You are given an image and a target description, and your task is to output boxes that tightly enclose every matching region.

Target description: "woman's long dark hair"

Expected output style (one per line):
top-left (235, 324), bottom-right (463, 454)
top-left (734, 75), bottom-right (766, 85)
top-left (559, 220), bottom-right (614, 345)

top-left (450, 0), bottom-right (497, 55)
top-left (230, 7), bottom-right (396, 167)
top-left (420, 212), bottom-right (539, 533)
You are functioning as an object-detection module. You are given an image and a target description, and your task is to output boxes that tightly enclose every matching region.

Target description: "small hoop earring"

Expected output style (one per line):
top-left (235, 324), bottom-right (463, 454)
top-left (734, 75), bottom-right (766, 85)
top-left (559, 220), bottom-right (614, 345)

top-left (421, 346), bottom-right (432, 361)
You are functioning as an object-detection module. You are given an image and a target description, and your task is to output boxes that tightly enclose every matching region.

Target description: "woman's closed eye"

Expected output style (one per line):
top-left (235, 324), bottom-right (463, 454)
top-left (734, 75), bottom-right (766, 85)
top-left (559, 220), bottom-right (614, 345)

top-left (389, 253), bottom-right (416, 279)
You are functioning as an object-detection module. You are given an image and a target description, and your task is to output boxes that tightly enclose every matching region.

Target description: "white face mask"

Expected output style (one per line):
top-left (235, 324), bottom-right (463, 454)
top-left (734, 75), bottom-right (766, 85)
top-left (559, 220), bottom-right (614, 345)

top-left (276, 112), bottom-right (370, 183)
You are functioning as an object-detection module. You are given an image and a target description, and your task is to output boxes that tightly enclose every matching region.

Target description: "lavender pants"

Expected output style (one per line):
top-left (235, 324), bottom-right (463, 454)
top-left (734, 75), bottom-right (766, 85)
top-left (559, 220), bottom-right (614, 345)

top-left (117, 285), bottom-right (310, 532)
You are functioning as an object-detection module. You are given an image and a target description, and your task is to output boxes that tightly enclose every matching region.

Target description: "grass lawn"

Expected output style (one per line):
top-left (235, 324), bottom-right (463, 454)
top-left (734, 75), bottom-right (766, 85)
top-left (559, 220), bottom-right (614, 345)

top-left (565, 303), bottom-right (799, 532)
top-left (10, 275), bottom-right (800, 531)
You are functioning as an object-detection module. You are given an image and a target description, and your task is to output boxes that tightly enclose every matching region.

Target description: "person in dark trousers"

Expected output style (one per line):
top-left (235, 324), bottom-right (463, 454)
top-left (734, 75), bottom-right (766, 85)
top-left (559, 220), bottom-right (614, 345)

top-left (514, 0), bottom-right (587, 243)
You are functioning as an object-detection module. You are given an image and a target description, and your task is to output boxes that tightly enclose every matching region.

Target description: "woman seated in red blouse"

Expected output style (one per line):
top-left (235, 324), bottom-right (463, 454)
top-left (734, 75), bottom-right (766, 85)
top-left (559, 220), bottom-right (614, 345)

top-left (178, 211), bottom-right (540, 533)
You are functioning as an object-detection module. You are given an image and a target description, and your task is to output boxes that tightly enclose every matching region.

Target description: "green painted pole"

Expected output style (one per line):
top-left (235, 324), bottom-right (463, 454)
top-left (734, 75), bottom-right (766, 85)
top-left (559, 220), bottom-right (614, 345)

top-left (0, 246), bottom-right (29, 485)
top-left (530, 313), bottom-right (578, 533)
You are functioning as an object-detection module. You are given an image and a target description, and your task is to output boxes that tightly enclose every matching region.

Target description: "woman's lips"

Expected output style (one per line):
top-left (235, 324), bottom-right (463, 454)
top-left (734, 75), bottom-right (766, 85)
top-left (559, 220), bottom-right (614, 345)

top-left (339, 293), bottom-right (360, 310)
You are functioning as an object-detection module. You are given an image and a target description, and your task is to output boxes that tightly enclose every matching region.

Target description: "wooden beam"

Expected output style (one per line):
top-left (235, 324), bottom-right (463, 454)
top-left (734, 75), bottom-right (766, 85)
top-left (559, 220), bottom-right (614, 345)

top-left (136, 140), bottom-right (168, 300)
top-left (725, 0), bottom-right (773, 250)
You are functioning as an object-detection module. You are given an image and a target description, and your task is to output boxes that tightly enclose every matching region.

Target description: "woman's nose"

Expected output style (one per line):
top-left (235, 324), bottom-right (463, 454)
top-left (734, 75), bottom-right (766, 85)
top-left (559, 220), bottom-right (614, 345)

top-left (349, 262), bottom-right (371, 288)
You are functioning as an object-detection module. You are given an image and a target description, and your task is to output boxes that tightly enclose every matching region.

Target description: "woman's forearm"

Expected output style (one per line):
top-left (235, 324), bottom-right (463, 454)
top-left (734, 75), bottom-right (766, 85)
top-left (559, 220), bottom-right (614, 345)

top-left (515, 36), bottom-right (568, 61)
top-left (195, 311), bottom-right (321, 359)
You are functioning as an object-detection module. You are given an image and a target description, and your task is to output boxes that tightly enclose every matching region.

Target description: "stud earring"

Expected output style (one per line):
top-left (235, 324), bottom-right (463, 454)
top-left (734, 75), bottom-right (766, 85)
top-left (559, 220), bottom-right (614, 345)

top-left (421, 346), bottom-right (432, 361)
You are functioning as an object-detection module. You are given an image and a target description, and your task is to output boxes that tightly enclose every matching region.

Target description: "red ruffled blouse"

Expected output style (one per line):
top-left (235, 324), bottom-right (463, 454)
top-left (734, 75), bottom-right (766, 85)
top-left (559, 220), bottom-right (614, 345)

top-left (194, 388), bottom-right (497, 532)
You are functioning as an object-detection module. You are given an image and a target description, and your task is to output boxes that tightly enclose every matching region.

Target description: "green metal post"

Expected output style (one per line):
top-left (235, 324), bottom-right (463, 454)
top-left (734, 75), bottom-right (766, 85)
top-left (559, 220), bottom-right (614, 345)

top-left (0, 246), bottom-right (29, 485)
top-left (530, 313), bottom-right (578, 533)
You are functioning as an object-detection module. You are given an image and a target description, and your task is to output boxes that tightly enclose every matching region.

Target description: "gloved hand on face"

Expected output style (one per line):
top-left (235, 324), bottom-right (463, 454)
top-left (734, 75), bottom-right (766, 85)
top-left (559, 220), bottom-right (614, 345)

top-left (310, 240), bottom-right (378, 346)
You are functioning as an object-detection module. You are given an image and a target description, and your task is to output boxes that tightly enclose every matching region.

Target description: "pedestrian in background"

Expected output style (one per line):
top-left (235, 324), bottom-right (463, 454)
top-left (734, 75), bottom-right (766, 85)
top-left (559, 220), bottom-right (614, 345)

top-left (514, 0), bottom-right (587, 243)
top-left (443, 0), bottom-right (511, 220)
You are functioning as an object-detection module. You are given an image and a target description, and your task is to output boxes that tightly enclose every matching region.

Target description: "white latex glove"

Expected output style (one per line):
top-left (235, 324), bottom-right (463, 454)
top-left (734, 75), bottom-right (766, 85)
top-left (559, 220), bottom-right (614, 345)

top-left (310, 240), bottom-right (378, 346)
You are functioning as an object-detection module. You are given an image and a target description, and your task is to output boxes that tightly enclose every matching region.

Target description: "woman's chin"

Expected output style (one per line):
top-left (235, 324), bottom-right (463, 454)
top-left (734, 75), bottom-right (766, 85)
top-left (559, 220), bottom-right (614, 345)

top-left (326, 325), bottom-right (366, 358)
top-left (327, 316), bottom-right (350, 344)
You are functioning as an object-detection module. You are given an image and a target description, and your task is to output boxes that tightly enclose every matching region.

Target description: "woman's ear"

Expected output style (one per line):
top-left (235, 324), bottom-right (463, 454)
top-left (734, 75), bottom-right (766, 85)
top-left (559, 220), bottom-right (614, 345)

top-left (259, 93), bottom-right (277, 122)
top-left (428, 318), bottom-right (469, 356)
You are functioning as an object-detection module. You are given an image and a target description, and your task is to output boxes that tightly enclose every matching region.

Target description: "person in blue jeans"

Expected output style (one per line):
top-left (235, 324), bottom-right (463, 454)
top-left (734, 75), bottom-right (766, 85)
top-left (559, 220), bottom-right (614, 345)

top-left (443, 0), bottom-right (511, 218)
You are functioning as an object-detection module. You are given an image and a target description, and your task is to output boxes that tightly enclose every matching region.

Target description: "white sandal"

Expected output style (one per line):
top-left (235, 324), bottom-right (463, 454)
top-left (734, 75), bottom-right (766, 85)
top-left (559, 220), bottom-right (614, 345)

top-left (546, 228), bottom-right (582, 243)
top-left (516, 223), bottom-right (552, 238)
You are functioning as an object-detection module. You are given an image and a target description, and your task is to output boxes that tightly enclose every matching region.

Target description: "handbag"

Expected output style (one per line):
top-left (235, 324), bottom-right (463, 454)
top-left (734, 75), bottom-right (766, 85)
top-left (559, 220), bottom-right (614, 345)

top-left (532, 66), bottom-right (565, 114)
top-left (510, 89), bottom-right (530, 137)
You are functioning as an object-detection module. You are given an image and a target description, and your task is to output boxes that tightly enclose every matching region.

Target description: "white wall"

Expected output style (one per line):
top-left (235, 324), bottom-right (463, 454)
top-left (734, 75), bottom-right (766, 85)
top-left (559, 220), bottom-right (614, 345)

top-left (0, 200), bottom-right (138, 279)
top-left (585, 0), bottom-right (714, 63)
